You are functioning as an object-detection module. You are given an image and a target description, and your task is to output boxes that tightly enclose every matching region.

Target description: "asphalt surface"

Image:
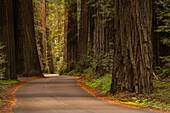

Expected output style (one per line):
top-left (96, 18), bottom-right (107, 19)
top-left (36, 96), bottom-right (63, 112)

top-left (13, 75), bottom-right (157, 113)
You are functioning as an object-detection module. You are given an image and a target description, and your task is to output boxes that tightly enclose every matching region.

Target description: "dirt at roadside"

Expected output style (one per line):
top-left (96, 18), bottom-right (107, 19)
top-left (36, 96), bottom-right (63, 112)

top-left (0, 77), bottom-right (44, 113)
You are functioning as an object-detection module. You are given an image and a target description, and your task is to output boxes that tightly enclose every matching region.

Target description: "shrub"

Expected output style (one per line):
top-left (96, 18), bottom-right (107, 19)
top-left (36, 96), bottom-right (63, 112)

top-left (44, 66), bottom-right (50, 73)
top-left (156, 56), bottom-right (170, 79)
top-left (83, 73), bottom-right (112, 95)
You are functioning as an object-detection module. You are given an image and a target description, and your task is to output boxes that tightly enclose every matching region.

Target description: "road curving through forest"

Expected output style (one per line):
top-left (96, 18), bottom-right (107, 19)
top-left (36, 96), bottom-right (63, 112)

top-left (13, 75), bottom-right (158, 113)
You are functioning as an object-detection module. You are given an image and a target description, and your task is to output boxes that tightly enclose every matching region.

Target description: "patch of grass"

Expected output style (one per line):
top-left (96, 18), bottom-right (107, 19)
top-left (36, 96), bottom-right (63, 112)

top-left (0, 80), bottom-right (19, 85)
top-left (31, 76), bottom-right (38, 78)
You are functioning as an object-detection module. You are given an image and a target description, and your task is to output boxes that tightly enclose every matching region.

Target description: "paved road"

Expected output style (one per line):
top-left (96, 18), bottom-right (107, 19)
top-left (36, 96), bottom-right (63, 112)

top-left (13, 75), bottom-right (157, 113)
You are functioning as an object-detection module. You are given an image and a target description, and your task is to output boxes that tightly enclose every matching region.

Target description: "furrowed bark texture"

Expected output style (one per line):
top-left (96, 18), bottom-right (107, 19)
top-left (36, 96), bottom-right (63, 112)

top-left (0, 0), bottom-right (17, 80)
top-left (111, 0), bottom-right (153, 94)
top-left (14, 0), bottom-right (42, 76)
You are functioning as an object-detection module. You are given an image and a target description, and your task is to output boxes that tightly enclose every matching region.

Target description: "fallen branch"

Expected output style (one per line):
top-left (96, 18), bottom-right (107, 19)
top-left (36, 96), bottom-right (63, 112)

top-left (153, 72), bottom-right (160, 82)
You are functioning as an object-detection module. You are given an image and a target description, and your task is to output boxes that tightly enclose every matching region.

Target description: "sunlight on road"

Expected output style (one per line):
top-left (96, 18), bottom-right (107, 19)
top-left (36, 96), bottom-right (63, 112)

top-left (44, 74), bottom-right (59, 78)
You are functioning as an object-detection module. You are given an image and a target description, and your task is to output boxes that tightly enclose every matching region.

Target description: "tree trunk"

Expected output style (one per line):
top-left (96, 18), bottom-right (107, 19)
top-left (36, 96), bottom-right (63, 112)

top-left (67, 0), bottom-right (78, 71)
top-left (91, 0), bottom-right (114, 58)
top-left (0, 0), bottom-right (17, 80)
top-left (63, 1), bottom-right (68, 65)
top-left (46, 27), bottom-right (54, 74)
top-left (93, 4), bottom-right (105, 57)
top-left (14, 0), bottom-right (42, 76)
top-left (89, 4), bottom-right (95, 57)
top-left (111, 0), bottom-right (153, 94)
top-left (78, 0), bottom-right (88, 61)
top-left (34, 0), bottom-right (46, 72)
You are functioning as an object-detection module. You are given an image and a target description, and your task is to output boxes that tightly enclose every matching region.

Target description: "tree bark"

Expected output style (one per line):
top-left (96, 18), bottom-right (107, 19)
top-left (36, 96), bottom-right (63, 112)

top-left (0, 0), bottom-right (17, 80)
top-left (34, 0), bottom-right (46, 72)
top-left (46, 27), bottom-right (54, 73)
top-left (14, 0), bottom-right (42, 76)
top-left (67, 0), bottom-right (78, 71)
top-left (78, 0), bottom-right (88, 61)
top-left (91, 0), bottom-right (114, 58)
top-left (63, 1), bottom-right (68, 65)
top-left (111, 0), bottom-right (153, 94)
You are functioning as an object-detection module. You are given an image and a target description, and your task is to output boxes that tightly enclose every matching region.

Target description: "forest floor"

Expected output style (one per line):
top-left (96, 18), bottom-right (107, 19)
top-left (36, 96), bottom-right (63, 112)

top-left (0, 76), bottom-right (44, 113)
top-left (77, 76), bottom-right (170, 113)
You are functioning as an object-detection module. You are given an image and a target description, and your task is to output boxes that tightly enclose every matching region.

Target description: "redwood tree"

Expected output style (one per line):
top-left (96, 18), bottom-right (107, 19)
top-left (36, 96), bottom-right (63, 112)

top-left (0, 0), bottom-right (17, 80)
top-left (34, 0), bottom-right (47, 71)
top-left (14, 0), bottom-right (42, 76)
top-left (78, 0), bottom-right (89, 61)
top-left (67, 0), bottom-right (78, 71)
top-left (111, 0), bottom-right (153, 94)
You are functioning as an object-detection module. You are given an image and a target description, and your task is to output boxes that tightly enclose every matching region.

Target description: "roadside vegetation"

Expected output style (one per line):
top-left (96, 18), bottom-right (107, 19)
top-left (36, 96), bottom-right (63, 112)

top-left (65, 0), bottom-right (170, 111)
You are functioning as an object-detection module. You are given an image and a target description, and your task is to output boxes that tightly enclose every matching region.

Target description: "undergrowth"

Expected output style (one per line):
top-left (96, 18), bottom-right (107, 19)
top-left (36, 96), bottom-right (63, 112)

top-left (110, 79), bottom-right (170, 110)
top-left (0, 80), bottom-right (19, 85)
top-left (83, 73), bottom-right (112, 95)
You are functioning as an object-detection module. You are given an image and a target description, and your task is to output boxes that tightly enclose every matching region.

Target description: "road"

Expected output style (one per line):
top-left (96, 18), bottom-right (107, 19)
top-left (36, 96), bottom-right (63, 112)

top-left (13, 75), bottom-right (157, 113)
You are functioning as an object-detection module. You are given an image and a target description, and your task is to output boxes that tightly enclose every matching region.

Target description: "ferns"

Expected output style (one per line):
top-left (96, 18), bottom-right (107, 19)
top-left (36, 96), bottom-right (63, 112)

top-left (0, 43), bottom-right (6, 80)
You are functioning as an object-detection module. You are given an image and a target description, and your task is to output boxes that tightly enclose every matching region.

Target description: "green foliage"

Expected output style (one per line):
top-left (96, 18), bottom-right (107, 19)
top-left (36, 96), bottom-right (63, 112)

top-left (44, 66), bottom-right (50, 73)
top-left (124, 98), bottom-right (170, 110)
top-left (0, 43), bottom-right (6, 101)
top-left (153, 80), bottom-right (170, 105)
top-left (110, 79), bottom-right (170, 110)
top-left (76, 56), bottom-right (92, 73)
top-left (76, 50), bottom-right (114, 95)
top-left (155, 0), bottom-right (170, 80)
top-left (82, 50), bottom-right (114, 77)
top-left (89, 0), bottom-right (115, 22)
top-left (156, 56), bottom-right (170, 79)
top-left (59, 64), bottom-right (67, 75)
top-left (67, 70), bottom-right (77, 75)
top-left (156, 0), bottom-right (170, 46)
top-left (0, 43), bottom-right (6, 80)
top-left (84, 73), bottom-right (112, 95)
top-left (0, 80), bottom-right (18, 85)
top-left (46, 0), bottom-right (66, 73)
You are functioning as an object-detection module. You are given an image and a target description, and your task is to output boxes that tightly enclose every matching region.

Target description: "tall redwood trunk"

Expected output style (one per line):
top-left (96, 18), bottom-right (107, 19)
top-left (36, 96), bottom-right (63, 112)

top-left (46, 27), bottom-right (54, 74)
top-left (0, 0), bottom-right (17, 80)
top-left (14, 0), bottom-right (42, 76)
top-left (63, 1), bottom-right (68, 65)
top-left (34, 0), bottom-right (46, 71)
top-left (78, 0), bottom-right (88, 61)
top-left (67, 0), bottom-right (78, 71)
top-left (111, 0), bottom-right (153, 94)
